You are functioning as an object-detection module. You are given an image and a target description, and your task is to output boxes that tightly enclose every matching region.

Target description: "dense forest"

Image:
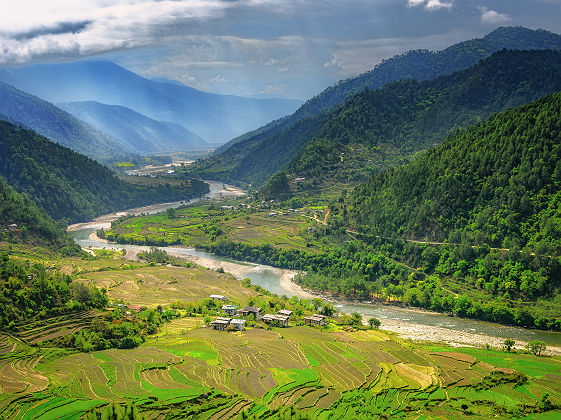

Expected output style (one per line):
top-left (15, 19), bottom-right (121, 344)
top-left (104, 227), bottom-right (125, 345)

top-left (193, 27), bottom-right (561, 186)
top-left (195, 49), bottom-right (561, 187)
top-left (304, 91), bottom-right (561, 329)
top-left (0, 176), bottom-right (78, 251)
top-left (0, 121), bottom-right (209, 224)
top-left (0, 253), bottom-right (106, 328)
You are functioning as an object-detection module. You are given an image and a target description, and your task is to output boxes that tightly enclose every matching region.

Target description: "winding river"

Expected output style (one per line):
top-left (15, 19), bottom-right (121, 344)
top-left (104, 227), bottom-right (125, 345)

top-left (68, 181), bottom-right (561, 350)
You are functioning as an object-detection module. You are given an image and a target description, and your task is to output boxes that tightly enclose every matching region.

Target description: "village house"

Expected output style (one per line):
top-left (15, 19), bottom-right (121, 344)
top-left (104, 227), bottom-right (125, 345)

top-left (277, 309), bottom-right (293, 318)
top-left (262, 314), bottom-right (290, 327)
top-left (210, 294), bottom-right (228, 301)
top-left (222, 305), bottom-right (238, 316)
top-left (239, 306), bottom-right (262, 320)
top-left (210, 317), bottom-right (231, 330)
top-left (303, 314), bottom-right (326, 327)
top-left (229, 319), bottom-right (246, 331)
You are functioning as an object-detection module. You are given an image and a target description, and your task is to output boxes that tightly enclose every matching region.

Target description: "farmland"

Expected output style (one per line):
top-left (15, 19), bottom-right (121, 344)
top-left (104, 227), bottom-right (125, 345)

top-left (1, 248), bottom-right (561, 418)
top-left (99, 202), bottom-right (328, 253)
top-left (1, 313), bottom-right (561, 419)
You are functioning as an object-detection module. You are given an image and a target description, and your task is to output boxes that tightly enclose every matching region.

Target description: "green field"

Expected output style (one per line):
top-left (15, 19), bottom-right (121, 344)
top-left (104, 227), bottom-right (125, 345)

top-left (2, 247), bottom-right (560, 419)
top-left (100, 202), bottom-right (328, 252)
top-left (2, 315), bottom-right (561, 419)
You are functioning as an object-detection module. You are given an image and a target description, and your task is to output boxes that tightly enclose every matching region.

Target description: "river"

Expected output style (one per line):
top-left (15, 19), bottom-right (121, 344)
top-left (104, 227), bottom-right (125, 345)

top-left (68, 181), bottom-right (561, 352)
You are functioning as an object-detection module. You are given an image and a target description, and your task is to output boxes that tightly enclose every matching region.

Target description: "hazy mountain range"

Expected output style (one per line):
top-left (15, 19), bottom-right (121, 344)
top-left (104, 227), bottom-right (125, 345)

top-left (0, 61), bottom-right (303, 143)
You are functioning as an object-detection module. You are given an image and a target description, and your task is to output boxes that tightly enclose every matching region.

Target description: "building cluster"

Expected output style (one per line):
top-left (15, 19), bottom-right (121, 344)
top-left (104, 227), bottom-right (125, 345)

top-left (209, 295), bottom-right (327, 331)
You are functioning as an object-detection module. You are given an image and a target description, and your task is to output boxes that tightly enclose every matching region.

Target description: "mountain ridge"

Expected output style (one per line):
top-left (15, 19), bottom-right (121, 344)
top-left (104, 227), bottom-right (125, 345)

top-left (58, 101), bottom-right (208, 155)
top-left (0, 61), bottom-right (302, 142)
top-left (197, 26), bottom-right (561, 185)
top-left (0, 81), bottom-right (127, 163)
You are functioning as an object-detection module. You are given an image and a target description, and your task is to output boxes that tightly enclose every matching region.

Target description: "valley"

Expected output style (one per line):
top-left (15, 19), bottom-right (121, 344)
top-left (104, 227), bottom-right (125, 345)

top-left (1, 20), bottom-right (561, 419)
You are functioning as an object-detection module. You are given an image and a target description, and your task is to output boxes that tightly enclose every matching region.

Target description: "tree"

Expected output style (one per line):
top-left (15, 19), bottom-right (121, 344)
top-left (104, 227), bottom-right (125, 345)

top-left (351, 312), bottom-right (363, 327)
top-left (368, 317), bottom-right (381, 330)
top-left (526, 340), bottom-right (546, 356)
top-left (204, 316), bottom-right (211, 327)
top-left (166, 208), bottom-right (177, 219)
top-left (504, 339), bottom-right (515, 352)
top-left (320, 303), bottom-right (335, 316)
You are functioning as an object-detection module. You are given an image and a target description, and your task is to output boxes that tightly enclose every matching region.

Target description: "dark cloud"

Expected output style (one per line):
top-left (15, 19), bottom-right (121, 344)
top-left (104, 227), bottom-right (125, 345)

top-left (10, 21), bottom-right (93, 41)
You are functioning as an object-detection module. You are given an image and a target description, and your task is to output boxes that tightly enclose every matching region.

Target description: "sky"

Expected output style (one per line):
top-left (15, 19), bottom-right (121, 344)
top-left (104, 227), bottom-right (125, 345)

top-left (1, 0), bottom-right (561, 100)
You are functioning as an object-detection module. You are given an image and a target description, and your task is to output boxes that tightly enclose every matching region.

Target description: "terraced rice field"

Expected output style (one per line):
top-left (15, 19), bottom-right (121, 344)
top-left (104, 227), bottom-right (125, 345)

top-left (1, 319), bottom-right (561, 419)
top-left (13, 311), bottom-right (102, 345)
top-left (79, 265), bottom-right (259, 308)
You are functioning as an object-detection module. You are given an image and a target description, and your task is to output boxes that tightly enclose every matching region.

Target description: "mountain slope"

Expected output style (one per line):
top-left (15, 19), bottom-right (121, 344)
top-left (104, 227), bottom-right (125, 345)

top-left (0, 61), bottom-right (302, 142)
top-left (0, 176), bottom-right (77, 250)
top-left (342, 91), bottom-right (561, 314)
top-left (197, 49), bottom-right (561, 186)
top-left (199, 26), bottom-right (561, 184)
top-left (0, 81), bottom-right (126, 162)
top-left (0, 120), bottom-right (208, 223)
top-left (58, 101), bottom-right (207, 155)
top-left (349, 91), bottom-right (561, 250)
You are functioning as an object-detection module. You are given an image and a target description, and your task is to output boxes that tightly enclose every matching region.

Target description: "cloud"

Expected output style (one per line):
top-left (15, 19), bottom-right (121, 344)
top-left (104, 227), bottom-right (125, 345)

top-left (407, 0), bottom-right (453, 11)
top-left (478, 7), bottom-right (511, 25)
top-left (261, 84), bottom-right (285, 95)
top-left (0, 0), bottom-right (279, 64)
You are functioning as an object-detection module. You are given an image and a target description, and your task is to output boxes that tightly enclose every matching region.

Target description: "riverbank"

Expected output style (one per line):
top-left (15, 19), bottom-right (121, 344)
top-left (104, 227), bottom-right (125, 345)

top-left (68, 180), bottom-right (246, 232)
top-left (68, 183), bottom-right (561, 352)
top-left (380, 318), bottom-right (561, 355)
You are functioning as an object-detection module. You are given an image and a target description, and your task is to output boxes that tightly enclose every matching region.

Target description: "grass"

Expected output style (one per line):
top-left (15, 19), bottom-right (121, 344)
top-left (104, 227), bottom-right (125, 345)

top-left (78, 264), bottom-right (259, 308)
top-left (102, 202), bottom-right (325, 252)
top-left (2, 251), bottom-right (561, 418)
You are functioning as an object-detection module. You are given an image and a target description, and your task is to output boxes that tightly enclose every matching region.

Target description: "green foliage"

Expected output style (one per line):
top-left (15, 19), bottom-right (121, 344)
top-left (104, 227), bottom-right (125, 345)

top-left (0, 120), bottom-right (209, 223)
top-left (0, 176), bottom-right (78, 249)
top-left (0, 253), bottom-right (107, 328)
top-left (368, 317), bottom-right (381, 329)
top-left (504, 339), bottom-right (515, 352)
top-left (259, 171), bottom-right (291, 200)
top-left (137, 247), bottom-right (170, 264)
top-left (194, 31), bottom-right (561, 187)
top-left (526, 340), bottom-right (547, 356)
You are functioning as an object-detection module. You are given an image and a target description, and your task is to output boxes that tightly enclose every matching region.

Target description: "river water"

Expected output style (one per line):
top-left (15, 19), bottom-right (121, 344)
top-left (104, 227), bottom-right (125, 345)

top-left (68, 182), bottom-right (561, 348)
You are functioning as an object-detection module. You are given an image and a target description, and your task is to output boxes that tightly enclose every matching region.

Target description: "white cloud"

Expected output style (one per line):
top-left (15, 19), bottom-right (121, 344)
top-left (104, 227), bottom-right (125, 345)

top-left (478, 7), bottom-right (511, 25)
top-left (407, 0), bottom-right (453, 11)
top-left (0, 0), bottom-right (282, 64)
top-left (261, 84), bottom-right (285, 95)
top-left (425, 0), bottom-right (453, 11)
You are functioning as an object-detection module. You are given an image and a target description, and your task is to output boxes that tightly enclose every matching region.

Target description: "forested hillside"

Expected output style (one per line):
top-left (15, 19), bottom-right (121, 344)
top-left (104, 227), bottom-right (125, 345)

top-left (296, 92), bottom-right (561, 328)
top-left (0, 177), bottom-right (77, 251)
top-left (197, 49), bottom-right (561, 187)
top-left (0, 121), bottom-right (209, 224)
top-left (349, 91), bottom-right (561, 252)
top-left (195, 26), bottom-right (561, 184)
top-left (0, 81), bottom-right (126, 163)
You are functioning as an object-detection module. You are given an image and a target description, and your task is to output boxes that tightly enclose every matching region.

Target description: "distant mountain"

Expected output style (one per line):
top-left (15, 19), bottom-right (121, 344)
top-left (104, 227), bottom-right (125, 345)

top-left (0, 61), bottom-right (302, 142)
top-left (196, 49), bottom-right (561, 188)
top-left (0, 120), bottom-right (209, 223)
top-left (0, 81), bottom-right (127, 162)
top-left (58, 101), bottom-right (207, 155)
top-left (199, 26), bottom-right (561, 184)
